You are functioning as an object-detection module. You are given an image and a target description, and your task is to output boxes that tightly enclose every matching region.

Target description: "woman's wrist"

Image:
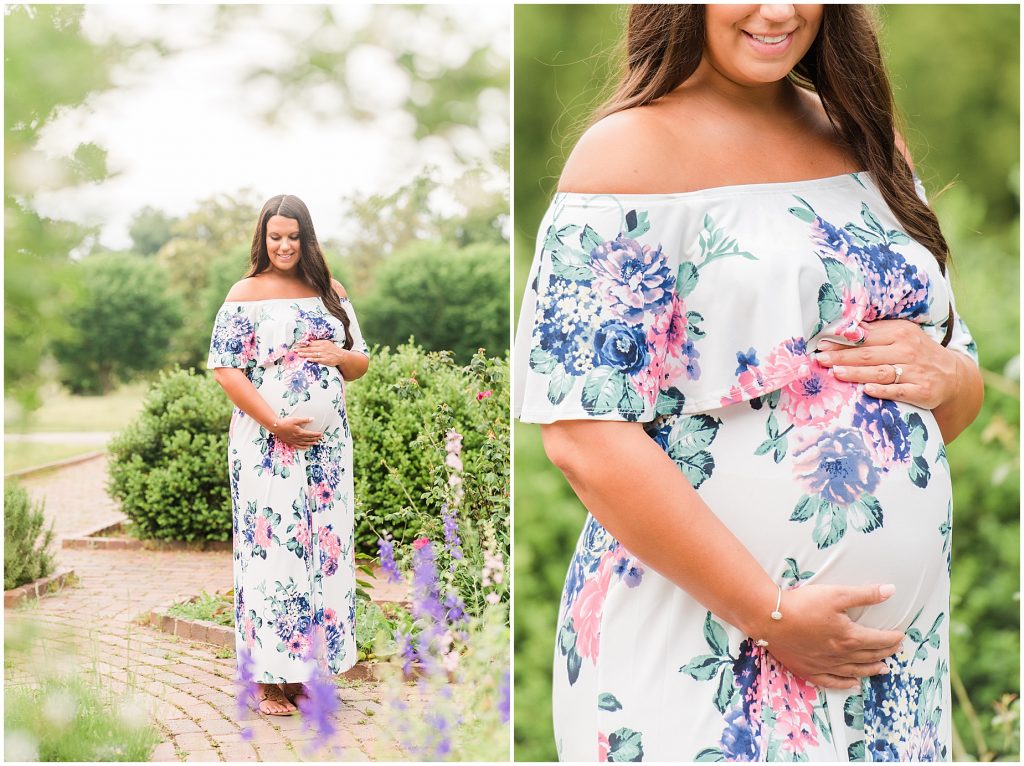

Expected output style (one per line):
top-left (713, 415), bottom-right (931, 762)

top-left (734, 577), bottom-right (786, 643)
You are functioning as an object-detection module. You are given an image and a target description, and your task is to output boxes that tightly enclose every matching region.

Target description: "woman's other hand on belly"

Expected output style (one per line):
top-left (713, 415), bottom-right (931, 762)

top-left (273, 416), bottom-right (323, 449)
top-left (759, 582), bottom-right (905, 690)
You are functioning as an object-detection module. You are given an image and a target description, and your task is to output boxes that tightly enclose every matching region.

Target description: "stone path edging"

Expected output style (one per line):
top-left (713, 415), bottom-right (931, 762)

top-left (4, 450), bottom-right (106, 479)
top-left (63, 521), bottom-right (232, 553)
top-left (3, 567), bottom-right (77, 608)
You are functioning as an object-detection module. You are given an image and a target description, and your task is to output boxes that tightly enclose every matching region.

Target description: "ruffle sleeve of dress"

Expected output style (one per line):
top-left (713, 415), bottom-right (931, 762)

top-left (513, 172), bottom-right (977, 425)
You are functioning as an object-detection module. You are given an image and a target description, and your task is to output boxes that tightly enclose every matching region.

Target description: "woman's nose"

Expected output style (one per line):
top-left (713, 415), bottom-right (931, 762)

top-left (758, 4), bottom-right (797, 22)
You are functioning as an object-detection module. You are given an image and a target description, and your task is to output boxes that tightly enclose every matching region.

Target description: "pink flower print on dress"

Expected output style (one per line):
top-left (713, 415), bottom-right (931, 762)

top-left (288, 633), bottom-right (311, 658)
top-left (775, 362), bottom-right (855, 428)
top-left (835, 281), bottom-right (872, 343)
top-left (323, 607), bottom-right (337, 623)
top-left (272, 436), bottom-right (297, 466)
top-left (295, 520), bottom-right (312, 554)
top-left (314, 482), bottom-right (334, 508)
top-left (254, 514), bottom-right (274, 549)
top-left (598, 732), bottom-right (610, 762)
top-left (570, 550), bottom-right (616, 662)
top-left (754, 337), bottom-right (854, 428)
top-left (243, 615), bottom-right (256, 648)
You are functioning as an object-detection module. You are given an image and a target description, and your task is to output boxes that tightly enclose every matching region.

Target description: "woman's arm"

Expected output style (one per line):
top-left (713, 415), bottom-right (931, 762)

top-left (212, 368), bottom-right (322, 448)
top-left (542, 420), bottom-right (907, 689)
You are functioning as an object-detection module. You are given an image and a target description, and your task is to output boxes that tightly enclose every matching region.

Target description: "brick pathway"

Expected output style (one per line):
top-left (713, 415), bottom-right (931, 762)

top-left (5, 460), bottom-right (422, 761)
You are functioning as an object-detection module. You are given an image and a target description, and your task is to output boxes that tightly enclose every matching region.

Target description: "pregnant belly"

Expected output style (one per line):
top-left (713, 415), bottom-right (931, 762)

top-left (257, 362), bottom-right (345, 434)
top-left (666, 388), bottom-right (952, 633)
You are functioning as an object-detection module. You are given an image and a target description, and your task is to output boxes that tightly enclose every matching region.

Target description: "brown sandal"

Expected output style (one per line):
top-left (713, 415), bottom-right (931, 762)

top-left (255, 683), bottom-right (297, 716)
top-left (279, 682), bottom-right (310, 709)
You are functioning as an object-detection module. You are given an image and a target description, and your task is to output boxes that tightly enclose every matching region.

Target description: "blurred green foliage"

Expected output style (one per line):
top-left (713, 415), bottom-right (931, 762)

top-left (513, 5), bottom-right (1018, 762)
top-left (360, 241), bottom-right (509, 364)
top-left (4, 5), bottom-right (119, 408)
top-left (53, 253), bottom-right (183, 394)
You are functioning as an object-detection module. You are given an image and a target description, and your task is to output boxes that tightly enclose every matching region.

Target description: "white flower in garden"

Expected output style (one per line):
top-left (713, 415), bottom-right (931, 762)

top-left (117, 693), bottom-right (151, 728)
top-left (5, 730), bottom-right (39, 762)
top-left (41, 688), bottom-right (77, 728)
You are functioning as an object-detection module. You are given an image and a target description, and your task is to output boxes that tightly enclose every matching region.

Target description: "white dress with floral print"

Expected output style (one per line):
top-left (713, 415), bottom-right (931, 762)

top-left (514, 173), bottom-right (977, 762)
top-left (208, 296), bottom-right (369, 683)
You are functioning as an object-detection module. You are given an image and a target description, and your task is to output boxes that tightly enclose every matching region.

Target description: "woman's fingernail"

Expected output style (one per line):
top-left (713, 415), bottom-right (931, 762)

top-left (816, 352), bottom-right (831, 363)
top-left (832, 365), bottom-right (846, 375)
top-left (879, 666), bottom-right (890, 674)
top-left (879, 584), bottom-right (896, 599)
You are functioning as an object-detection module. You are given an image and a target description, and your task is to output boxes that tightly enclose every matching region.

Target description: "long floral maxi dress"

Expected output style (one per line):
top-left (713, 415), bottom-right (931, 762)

top-left (208, 296), bottom-right (369, 683)
top-left (513, 174), bottom-right (978, 762)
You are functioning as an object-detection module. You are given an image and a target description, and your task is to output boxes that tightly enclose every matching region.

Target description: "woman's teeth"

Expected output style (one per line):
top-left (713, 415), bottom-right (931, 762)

top-left (750, 32), bottom-right (789, 44)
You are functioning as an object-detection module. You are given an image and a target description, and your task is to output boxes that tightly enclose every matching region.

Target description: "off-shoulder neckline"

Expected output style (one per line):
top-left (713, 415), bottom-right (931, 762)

top-left (222, 296), bottom-right (352, 305)
top-left (553, 170), bottom-right (873, 203)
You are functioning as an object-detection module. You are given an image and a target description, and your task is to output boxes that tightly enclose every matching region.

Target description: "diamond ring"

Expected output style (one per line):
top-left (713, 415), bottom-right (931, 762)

top-left (892, 364), bottom-right (904, 385)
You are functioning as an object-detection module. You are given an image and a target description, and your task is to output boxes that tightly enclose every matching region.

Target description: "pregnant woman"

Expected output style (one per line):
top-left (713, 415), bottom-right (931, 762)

top-left (208, 194), bottom-right (370, 715)
top-left (514, 5), bottom-right (982, 761)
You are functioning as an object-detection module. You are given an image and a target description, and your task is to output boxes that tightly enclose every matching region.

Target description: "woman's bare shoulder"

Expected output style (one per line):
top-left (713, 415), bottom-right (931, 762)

top-left (224, 277), bottom-right (262, 302)
top-left (558, 101), bottom-right (708, 195)
top-left (330, 278), bottom-right (349, 299)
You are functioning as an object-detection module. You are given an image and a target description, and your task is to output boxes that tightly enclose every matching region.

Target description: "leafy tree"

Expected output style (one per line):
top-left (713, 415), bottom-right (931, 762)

top-left (128, 206), bottom-right (178, 256)
top-left (4, 5), bottom-right (120, 408)
top-left (359, 240), bottom-right (509, 363)
top-left (155, 192), bottom-right (260, 367)
top-left (53, 253), bottom-right (183, 394)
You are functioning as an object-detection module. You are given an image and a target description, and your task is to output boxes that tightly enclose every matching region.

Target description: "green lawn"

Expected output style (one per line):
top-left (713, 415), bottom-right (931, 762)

top-left (4, 442), bottom-right (101, 475)
top-left (4, 382), bottom-right (148, 433)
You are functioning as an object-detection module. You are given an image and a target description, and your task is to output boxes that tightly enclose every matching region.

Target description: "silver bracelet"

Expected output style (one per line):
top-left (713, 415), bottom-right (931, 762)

top-left (754, 585), bottom-right (783, 648)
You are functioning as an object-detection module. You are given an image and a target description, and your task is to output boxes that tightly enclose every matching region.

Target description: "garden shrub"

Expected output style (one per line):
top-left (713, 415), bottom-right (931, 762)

top-left (107, 368), bottom-right (232, 542)
top-left (107, 345), bottom-right (508, 553)
top-left (4, 482), bottom-right (55, 590)
top-left (346, 343), bottom-right (509, 556)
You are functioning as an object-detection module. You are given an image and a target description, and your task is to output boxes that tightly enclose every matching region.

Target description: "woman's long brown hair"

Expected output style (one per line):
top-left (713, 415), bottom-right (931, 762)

top-left (593, 4), bottom-right (955, 345)
top-left (246, 194), bottom-right (353, 350)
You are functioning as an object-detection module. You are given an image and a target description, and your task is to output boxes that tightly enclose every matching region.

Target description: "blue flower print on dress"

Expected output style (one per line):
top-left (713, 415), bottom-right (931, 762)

top-left (589, 235), bottom-right (674, 322)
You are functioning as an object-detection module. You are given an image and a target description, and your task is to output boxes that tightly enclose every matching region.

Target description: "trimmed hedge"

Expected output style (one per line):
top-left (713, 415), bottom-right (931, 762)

top-left (107, 368), bottom-right (232, 541)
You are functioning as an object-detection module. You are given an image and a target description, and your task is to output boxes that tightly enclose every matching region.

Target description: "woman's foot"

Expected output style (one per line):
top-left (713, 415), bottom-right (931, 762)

top-left (255, 683), bottom-right (297, 716)
top-left (279, 682), bottom-right (310, 709)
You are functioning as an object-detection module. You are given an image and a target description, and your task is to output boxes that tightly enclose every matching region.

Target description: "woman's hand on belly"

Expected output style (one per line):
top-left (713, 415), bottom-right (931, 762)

top-left (760, 582), bottom-right (906, 690)
top-left (273, 416), bottom-right (323, 449)
top-left (814, 319), bottom-right (983, 442)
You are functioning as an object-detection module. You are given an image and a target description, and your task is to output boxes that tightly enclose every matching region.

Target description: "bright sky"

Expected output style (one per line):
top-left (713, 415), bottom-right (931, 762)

top-left (30, 4), bottom-right (510, 249)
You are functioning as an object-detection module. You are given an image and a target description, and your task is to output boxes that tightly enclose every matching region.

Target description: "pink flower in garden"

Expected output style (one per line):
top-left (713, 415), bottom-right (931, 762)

top-left (254, 515), bottom-right (273, 548)
top-left (570, 550), bottom-right (615, 662)
top-left (598, 733), bottom-right (611, 762)
top-left (413, 537), bottom-right (431, 550)
top-left (476, 390), bottom-right (492, 401)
